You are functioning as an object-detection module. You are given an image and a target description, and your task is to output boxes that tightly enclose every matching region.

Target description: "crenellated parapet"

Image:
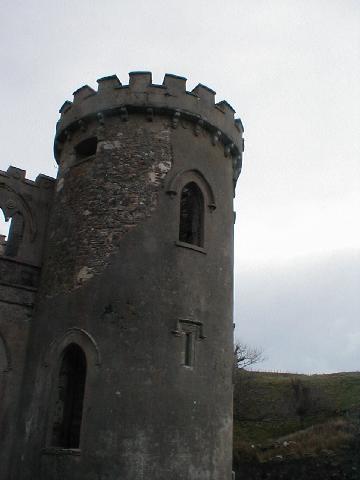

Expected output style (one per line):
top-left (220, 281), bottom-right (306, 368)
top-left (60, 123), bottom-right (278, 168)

top-left (3, 70), bottom-right (243, 480)
top-left (0, 166), bottom-right (55, 269)
top-left (54, 72), bottom-right (244, 187)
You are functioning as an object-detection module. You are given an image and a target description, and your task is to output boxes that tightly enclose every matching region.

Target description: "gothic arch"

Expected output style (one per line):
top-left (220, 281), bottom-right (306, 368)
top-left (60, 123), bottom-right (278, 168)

top-left (0, 183), bottom-right (36, 241)
top-left (43, 328), bottom-right (101, 449)
top-left (44, 327), bottom-right (101, 369)
top-left (165, 168), bottom-right (216, 210)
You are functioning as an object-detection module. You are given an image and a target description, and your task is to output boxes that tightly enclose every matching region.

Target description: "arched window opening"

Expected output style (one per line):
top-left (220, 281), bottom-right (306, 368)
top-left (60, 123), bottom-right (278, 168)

top-left (0, 209), bottom-right (24, 257)
top-left (4, 212), bottom-right (24, 257)
top-left (179, 182), bottom-right (204, 247)
top-left (51, 344), bottom-right (87, 449)
top-left (0, 210), bottom-right (10, 255)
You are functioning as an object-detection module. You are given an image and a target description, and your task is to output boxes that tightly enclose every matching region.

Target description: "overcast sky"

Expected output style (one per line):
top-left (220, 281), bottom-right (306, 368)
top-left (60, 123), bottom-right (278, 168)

top-left (1, 0), bottom-right (359, 373)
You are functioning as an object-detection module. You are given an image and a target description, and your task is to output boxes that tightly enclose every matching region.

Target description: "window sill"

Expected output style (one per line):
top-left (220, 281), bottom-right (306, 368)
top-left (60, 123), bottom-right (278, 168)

top-left (41, 447), bottom-right (81, 456)
top-left (175, 241), bottom-right (206, 254)
top-left (182, 364), bottom-right (194, 370)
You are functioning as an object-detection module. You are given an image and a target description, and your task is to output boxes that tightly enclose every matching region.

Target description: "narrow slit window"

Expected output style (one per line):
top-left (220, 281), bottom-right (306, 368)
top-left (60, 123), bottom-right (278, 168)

top-left (0, 335), bottom-right (8, 373)
top-left (51, 344), bottom-right (87, 449)
top-left (75, 137), bottom-right (97, 161)
top-left (184, 332), bottom-right (193, 367)
top-left (179, 182), bottom-right (204, 247)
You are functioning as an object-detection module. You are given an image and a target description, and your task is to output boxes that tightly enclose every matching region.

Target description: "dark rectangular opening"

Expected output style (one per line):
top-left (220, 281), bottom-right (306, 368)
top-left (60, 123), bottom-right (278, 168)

top-left (75, 137), bottom-right (98, 161)
top-left (51, 344), bottom-right (87, 449)
top-left (179, 182), bottom-right (204, 247)
top-left (184, 332), bottom-right (193, 367)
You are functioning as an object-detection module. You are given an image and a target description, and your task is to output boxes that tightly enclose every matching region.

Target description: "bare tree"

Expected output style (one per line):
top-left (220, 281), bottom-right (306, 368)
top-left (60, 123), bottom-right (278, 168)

top-left (233, 340), bottom-right (266, 422)
top-left (234, 340), bottom-right (265, 370)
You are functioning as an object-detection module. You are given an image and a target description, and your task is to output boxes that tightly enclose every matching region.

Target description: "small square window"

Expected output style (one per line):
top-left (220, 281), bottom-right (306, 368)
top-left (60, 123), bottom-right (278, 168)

top-left (75, 137), bottom-right (97, 162)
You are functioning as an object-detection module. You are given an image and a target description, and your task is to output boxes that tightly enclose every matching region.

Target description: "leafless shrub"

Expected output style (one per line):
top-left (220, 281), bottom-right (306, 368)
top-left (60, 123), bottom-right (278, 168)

top-left (234, 340), bottom-right (265, 370)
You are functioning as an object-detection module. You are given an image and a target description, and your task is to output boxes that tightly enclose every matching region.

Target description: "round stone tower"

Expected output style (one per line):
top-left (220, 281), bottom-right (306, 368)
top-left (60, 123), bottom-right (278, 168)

top-left (13, 72), bottom-right (243, 480)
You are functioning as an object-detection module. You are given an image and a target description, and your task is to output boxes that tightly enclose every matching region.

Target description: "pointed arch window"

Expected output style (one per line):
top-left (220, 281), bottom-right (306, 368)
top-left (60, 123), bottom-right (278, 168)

top-left (0, 210), bottom-right (10, 255)
top-left (51, 344), bottom-right (87, 449)
top-left (5, 212), bottom-right (24, 257)
top-left (0, 209), bottom-right (24, 257)
top-left (179, 182), bottom-right (204, 247)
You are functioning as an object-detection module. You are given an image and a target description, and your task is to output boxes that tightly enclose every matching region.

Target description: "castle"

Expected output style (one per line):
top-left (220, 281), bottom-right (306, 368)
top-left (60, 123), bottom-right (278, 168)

top-left (0, 72), bottom-right (244, 480)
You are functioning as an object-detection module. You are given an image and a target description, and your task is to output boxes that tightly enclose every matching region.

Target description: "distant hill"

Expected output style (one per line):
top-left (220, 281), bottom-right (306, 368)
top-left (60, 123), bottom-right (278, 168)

top-left (233, 370), bottom-right (360, 479)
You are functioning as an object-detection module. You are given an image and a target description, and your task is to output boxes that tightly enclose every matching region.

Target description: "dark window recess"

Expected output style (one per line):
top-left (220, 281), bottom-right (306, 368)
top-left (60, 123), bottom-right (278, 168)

top-left (179, 182), bottom-right (204, 247)
top-left (51, 344), bottom-right (87, 449)
top-left (75, 137), bottom-right (97, 161)
top-left (184, 332), bottom-right (193, 367)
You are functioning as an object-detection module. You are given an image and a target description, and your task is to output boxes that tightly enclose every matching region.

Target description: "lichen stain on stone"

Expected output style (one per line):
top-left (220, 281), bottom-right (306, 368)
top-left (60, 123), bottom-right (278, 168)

top-left (148, 160), bottom-right (172, 185)
top-left (76, 266), bottom-right (94, 286)
top-left (102, 140), bottom-right (122, 150)
top-left (148, 171), bottom-right (156, 183)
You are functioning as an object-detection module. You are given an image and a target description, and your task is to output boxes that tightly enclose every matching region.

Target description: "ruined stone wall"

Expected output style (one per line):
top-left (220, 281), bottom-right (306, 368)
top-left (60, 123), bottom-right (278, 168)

top-left (0, 167), bottom-right (54, 265)
top-left (0, 168), bottom-right (55, 480)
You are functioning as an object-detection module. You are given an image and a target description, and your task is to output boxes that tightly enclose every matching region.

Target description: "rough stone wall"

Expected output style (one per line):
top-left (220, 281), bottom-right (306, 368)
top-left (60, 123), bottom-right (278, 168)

top-left (0, 167), bottom-right (54, 480)
top-left (0, 298), bottom-right (32, 479)
top-left (41, 115), bottom-right (172, 294)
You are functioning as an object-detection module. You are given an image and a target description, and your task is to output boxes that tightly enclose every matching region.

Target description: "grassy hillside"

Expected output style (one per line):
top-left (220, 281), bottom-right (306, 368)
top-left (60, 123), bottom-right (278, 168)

top-left (233, 370), bottom-right (360, 445)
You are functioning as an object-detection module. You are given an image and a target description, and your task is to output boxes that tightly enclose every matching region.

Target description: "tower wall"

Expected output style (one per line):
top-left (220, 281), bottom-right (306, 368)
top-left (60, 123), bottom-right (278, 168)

top-left (11, 72), bottom-right (243, 480)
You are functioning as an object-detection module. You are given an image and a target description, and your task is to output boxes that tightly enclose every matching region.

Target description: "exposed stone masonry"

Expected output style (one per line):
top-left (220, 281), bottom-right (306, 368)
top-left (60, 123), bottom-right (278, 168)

top-left (42, 115), bottom-right (172, 294)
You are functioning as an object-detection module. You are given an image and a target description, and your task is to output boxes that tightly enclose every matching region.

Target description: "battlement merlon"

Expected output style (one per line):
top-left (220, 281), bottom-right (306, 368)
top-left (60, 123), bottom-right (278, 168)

top-left (0, 167), bottom-right (55, 190)
top-left (54, 71), bottom-right (244, 163)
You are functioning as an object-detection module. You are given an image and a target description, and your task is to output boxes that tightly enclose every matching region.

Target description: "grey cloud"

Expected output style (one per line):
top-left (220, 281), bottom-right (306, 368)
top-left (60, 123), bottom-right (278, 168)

top-left (235, 250), bottom-right (360, 373)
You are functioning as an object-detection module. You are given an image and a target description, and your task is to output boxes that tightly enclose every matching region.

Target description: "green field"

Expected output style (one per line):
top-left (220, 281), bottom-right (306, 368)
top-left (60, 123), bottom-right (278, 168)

top-left (233, 370), bottom-right (360, 447)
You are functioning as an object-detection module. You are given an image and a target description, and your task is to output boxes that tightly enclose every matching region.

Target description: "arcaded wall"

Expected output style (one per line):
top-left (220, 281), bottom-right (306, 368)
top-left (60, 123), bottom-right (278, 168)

top-left (0, 167), bottom-right (54, 480)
